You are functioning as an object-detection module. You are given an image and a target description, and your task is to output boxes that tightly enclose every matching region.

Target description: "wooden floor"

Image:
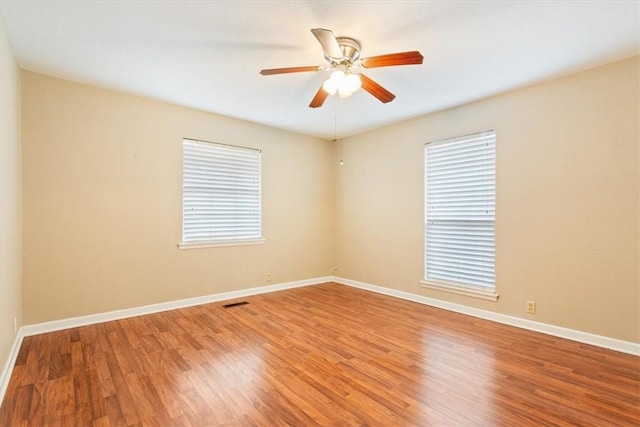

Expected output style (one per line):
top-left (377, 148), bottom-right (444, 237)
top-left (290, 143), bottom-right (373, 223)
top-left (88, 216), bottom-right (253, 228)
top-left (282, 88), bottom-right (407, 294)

top-left (1, 283), bottom-right (638, 426)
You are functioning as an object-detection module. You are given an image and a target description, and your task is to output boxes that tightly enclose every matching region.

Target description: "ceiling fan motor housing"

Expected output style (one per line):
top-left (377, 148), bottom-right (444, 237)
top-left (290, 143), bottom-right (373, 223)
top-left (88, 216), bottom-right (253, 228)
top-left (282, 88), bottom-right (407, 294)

top-left (326, 37), bottom-right (361, 64)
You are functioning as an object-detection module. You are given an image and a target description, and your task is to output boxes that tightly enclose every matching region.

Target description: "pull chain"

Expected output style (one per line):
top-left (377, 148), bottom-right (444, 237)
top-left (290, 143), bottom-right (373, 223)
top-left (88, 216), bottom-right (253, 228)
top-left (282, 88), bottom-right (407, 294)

top-left (334, 99), bottom-right (343, 166)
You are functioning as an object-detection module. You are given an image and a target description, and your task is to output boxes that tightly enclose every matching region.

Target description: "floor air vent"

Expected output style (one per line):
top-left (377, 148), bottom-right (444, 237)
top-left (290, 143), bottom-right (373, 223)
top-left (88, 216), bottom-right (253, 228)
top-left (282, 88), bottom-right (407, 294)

top-left (222, 301), bottom-right (249, 309)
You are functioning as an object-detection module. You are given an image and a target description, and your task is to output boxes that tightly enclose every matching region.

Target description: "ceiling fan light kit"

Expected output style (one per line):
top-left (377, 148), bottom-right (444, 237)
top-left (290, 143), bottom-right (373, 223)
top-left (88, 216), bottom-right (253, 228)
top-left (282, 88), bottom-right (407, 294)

top-left (322, 70), bottom-right (362, 98)
top-left (260, 28), bottom-right (423, 108)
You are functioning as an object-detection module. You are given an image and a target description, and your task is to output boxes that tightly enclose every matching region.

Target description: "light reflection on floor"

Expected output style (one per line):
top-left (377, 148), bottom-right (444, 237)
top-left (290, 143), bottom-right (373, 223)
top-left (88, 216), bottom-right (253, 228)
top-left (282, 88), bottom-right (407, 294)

top-left (421, 330), bottom-right (498, 425)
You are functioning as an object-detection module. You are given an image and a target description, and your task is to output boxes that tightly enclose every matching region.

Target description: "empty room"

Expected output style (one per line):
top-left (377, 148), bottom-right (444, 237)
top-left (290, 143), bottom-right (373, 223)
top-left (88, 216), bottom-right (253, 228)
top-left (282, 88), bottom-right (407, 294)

top-left (0, 1), bottom-right (639, 425)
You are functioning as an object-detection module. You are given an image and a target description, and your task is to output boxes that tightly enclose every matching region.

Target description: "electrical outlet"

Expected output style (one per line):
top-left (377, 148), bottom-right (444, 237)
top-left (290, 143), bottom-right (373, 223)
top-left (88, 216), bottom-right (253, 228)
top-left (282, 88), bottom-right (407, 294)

top-left (526, 300), bottom-right (536, 314)
top-left (266, 273), bottom-right (271, 282)
top-left (13, 317), bottom-right (17, 334)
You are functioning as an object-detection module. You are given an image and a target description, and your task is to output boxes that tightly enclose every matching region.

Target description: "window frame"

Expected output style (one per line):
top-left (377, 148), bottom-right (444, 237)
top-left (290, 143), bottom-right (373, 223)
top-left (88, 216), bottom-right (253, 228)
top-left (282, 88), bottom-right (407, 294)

top-left (178, 138), bottom-right (264, 250)
top-left (421, 130), bottom-right (498, 301)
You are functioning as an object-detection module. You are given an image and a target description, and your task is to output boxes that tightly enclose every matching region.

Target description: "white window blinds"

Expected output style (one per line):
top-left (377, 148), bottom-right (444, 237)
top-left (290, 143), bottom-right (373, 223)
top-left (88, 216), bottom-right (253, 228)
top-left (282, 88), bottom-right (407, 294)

top-left (182, 139), bottom-right (262, 244)
top-left (424, 131), bottom-right (495, 290)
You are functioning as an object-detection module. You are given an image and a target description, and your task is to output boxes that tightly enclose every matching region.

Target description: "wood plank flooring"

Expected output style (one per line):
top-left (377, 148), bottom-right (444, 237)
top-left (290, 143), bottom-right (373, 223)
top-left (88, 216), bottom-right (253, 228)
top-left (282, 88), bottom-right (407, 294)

top-left (1, 282), bottom-right (638, 426)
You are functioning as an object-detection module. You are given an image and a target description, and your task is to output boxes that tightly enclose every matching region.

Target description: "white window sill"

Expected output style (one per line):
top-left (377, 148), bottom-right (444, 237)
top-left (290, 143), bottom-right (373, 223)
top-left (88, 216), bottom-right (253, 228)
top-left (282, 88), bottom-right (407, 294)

top-left (178, 238), bottom-right (265, 250)
top-left (420, 280), bottom-right (499, 301)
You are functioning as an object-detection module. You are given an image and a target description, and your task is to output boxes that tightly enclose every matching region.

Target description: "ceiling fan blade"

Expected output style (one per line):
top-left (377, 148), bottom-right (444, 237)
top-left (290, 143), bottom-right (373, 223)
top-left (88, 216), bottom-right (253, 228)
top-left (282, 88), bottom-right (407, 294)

top-left (360, 74), bottom-right (396, 103)
top-left (311, 28), bottom-right (343, 59)
top-left (361, 51), bottom-right (424, 68)
top-left (309, 85), bottom-right (329, 108)
top-left (260, 66), bottom-right (320, 75)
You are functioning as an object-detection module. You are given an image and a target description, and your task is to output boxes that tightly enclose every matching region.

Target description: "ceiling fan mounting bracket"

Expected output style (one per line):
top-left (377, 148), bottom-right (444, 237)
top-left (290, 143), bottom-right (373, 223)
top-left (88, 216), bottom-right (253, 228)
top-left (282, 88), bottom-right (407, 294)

top-left (324, 37), bottom-right (361, 65)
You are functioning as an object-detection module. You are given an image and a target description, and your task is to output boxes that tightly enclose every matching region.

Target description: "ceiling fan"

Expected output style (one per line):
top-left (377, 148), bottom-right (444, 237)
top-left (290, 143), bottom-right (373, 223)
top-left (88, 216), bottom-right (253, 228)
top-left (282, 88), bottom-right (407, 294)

top-left (259, 28), bottom-right (424, 108)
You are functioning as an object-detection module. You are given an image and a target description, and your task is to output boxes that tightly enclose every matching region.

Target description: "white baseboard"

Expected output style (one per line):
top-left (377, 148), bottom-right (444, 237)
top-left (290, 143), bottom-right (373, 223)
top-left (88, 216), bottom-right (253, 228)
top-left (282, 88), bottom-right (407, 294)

top-left (22, 276), bottom-right (332, 337)
top-left (0, 328), bottom-right (24, 406)
top-left (332, 276), bottom-right (640, 356)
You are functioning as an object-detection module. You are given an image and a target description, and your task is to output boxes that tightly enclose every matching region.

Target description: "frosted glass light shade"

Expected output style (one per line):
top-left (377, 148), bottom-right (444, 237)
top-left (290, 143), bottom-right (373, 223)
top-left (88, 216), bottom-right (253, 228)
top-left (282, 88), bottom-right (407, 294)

top-left (323, 70), bottom-right (361, 98)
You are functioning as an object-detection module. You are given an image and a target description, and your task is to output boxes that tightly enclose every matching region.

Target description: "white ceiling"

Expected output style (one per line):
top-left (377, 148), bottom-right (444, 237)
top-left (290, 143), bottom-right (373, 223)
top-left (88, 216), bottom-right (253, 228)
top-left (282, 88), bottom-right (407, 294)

top-left (1, 1), bottom-right (639, 140)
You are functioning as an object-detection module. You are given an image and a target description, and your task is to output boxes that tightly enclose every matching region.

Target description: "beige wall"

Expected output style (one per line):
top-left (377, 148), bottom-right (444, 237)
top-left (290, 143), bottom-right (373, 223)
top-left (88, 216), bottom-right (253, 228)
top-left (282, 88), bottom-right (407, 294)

top-left (337, 57), bottom-right (639, 343)
top-left (22, 71), bottom-right (335, 324)
top-left (0, 16), bottom-right (23, 372)
top-left (18, 55), bottom-right (640, 344)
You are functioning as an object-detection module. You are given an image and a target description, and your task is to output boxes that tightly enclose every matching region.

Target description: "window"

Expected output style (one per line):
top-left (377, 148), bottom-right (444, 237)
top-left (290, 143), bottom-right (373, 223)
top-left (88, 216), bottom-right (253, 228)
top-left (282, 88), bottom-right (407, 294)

top-left (180, 138), bottom-right (263, 248)
top-left (423, 131), bottom-right (496, 299)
